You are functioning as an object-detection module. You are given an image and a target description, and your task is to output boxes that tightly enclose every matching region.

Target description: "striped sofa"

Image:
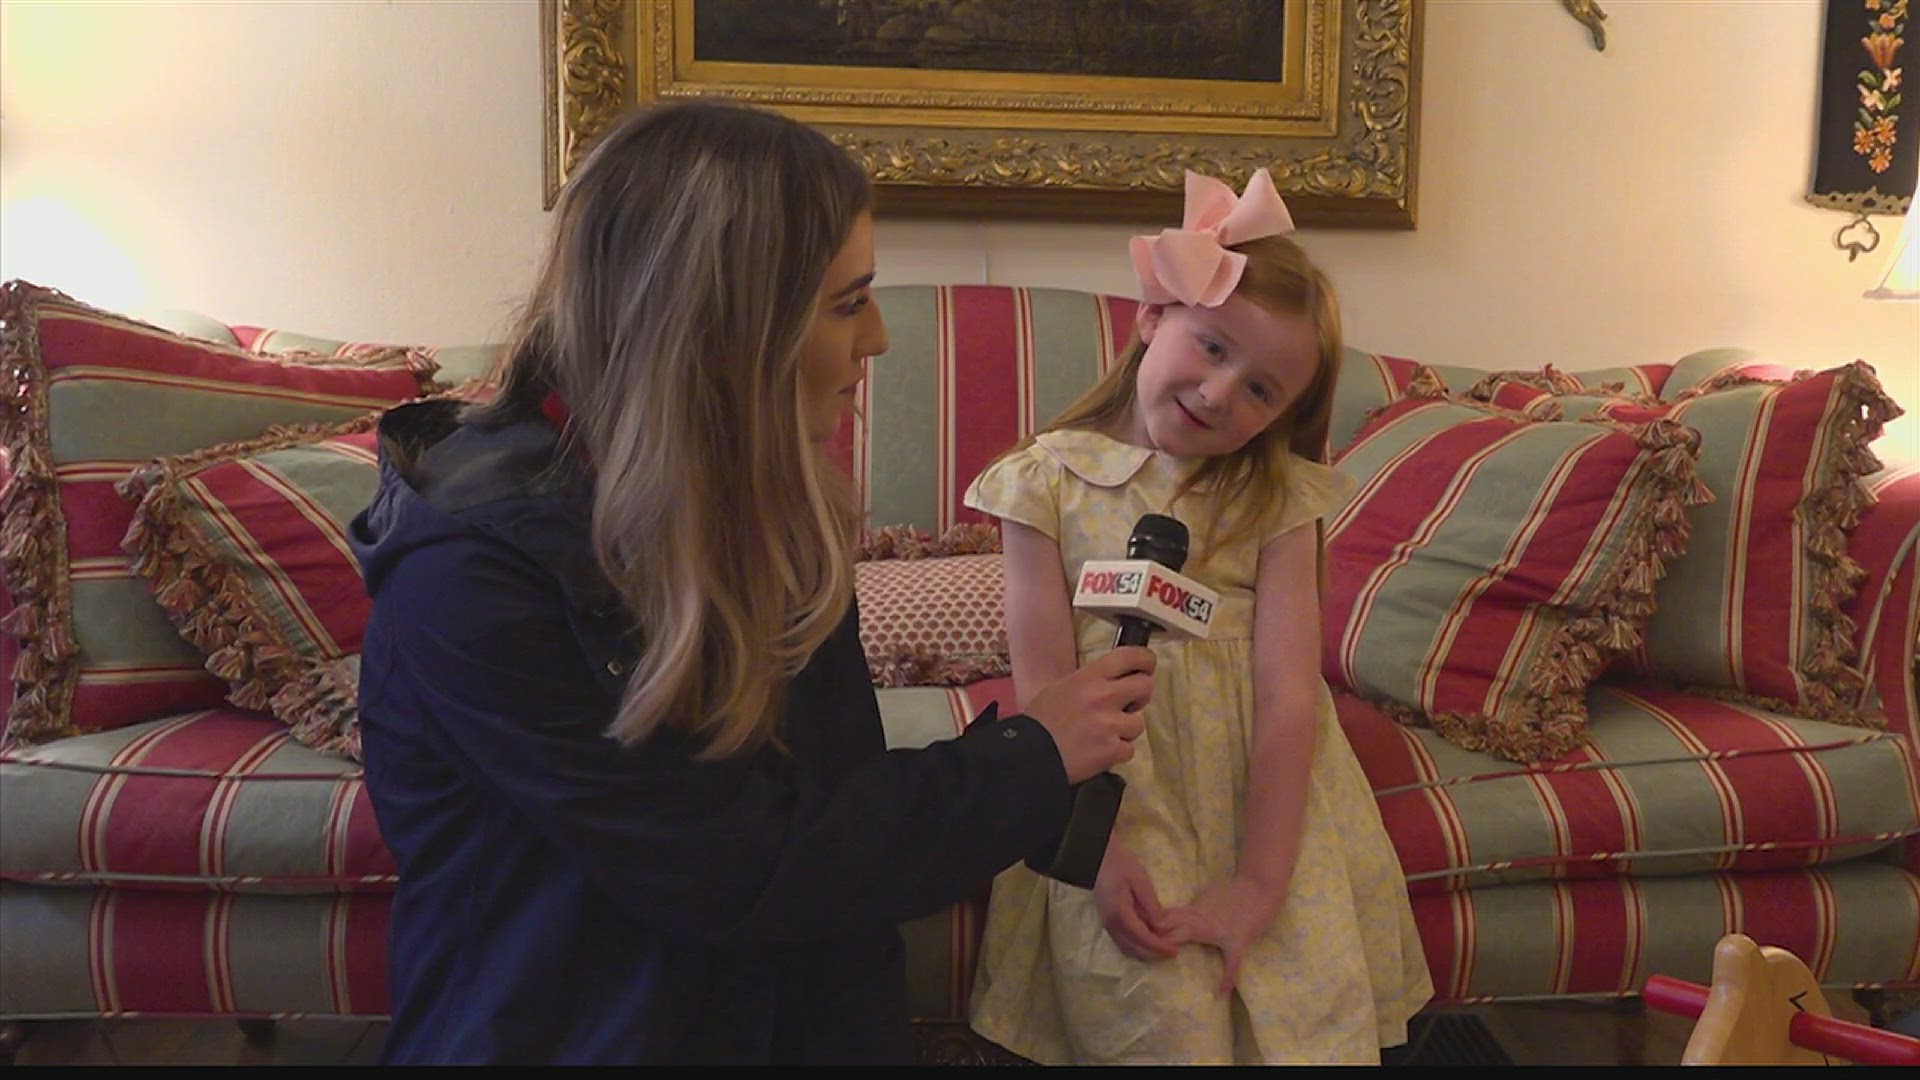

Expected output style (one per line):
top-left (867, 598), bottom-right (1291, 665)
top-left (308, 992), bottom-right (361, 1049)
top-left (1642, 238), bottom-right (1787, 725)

top-left (2, 284), bottom-right (1916, 1063)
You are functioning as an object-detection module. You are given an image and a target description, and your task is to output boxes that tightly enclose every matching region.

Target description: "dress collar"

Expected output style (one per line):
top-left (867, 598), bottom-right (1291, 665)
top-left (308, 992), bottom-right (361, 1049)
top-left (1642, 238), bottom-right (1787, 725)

top-left (1033, 429), bottom-right (1159, 488)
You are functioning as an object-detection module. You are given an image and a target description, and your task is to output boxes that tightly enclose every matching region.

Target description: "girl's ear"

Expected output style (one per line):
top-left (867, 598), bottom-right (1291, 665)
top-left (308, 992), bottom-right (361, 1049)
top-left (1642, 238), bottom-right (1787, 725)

top-left (1135, 303), bottom-right (1166, 344)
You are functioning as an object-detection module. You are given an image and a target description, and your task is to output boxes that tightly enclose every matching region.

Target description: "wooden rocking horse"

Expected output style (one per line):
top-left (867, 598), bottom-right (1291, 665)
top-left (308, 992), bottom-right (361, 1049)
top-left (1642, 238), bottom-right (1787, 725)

top-left (1642, 934), bottom-right (1920, 1066)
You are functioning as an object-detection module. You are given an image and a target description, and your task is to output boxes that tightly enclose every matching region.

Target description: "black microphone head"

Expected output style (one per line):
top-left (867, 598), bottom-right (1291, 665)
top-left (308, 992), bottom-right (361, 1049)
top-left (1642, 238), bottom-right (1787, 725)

top-left (1126, 513), bottom-right (1189, 571)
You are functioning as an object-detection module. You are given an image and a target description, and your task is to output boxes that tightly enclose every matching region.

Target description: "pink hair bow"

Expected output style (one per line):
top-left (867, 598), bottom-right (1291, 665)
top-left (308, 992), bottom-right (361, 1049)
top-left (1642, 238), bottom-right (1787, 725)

top-left (1129, 168), bottom-right (1295, 307)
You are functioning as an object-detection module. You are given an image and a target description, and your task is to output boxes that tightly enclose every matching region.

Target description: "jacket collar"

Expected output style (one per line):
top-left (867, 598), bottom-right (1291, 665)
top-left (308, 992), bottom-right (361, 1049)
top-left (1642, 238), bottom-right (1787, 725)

top-left (380, 399), bottom-right (619, 616)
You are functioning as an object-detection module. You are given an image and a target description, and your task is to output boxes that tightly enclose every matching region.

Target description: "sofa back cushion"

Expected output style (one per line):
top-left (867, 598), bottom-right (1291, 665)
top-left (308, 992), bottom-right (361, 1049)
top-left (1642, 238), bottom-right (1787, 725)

top-left (0, 282), bottom-right (442, 748)
top-left (215, 286), bottom-right (1132, 538)
top-left (839, 285), bottom-right (1138, 535)
top-left (231, 326), bottom-right (503, 388)
top-left (1327, 355), bottom-right (1676, 457)
top-left (1337, 682), bottom-right (1920, 895)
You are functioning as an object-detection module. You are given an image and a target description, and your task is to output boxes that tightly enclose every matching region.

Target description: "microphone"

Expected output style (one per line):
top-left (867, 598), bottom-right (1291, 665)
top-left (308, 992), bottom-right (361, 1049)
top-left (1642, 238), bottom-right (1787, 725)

top-left (1072, 517), bottom-right (1219, 647)
top-left (1026, 514), bottom-right (1217, 889)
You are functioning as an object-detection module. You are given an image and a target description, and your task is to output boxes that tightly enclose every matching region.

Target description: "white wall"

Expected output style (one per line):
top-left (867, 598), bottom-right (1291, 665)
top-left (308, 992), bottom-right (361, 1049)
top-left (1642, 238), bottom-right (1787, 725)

top-left (3, 0), bottom-right (1917, 440)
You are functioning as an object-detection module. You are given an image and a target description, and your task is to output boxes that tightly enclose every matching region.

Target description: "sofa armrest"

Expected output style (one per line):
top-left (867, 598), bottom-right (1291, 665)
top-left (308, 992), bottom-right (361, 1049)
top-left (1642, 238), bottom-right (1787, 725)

top-left (1843, 465), bottom-right (1920, 748)
top-left (1840, 464), bottom-right (1920, 874)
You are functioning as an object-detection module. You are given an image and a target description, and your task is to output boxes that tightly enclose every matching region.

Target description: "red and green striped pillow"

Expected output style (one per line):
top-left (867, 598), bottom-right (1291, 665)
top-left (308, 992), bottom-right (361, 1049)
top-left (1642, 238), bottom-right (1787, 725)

top-left (116, 419), bottom-right (384, 759)
top-left (114, 425), bottom-right (1019, 757)
top-left (1465, 360), bottom-right (1903, 723)
top-left (0, 281), bottom-right (441, 749)
top-left (1658, 347), bottom-right (1804, 399)
top-left (1324, 374), bottom-right (1711, 763)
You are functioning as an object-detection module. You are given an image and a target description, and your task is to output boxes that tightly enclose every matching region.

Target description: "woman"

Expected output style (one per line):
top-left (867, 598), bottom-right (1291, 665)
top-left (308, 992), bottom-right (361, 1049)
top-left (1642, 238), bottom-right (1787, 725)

top-left (349, 98), bottom-right (1156, 1064)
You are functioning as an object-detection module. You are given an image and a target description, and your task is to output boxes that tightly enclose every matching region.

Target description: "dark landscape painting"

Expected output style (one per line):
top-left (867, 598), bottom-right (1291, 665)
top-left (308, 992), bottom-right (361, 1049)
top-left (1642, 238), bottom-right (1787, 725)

top-left (691, 0), bottom-right (1288, 82)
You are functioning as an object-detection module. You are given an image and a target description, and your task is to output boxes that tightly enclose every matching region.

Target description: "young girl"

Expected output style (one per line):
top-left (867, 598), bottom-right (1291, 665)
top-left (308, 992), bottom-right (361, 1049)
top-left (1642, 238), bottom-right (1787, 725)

top-left (349, 98), bottom-right (1158, 1064)
top-left (964, 169), bottom-right (1433, 1065)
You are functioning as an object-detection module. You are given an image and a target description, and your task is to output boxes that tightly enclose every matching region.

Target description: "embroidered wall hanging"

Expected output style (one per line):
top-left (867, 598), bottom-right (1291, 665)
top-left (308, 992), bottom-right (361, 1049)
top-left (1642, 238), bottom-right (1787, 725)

top-left (1811, 0), bottom-right (1917, 260)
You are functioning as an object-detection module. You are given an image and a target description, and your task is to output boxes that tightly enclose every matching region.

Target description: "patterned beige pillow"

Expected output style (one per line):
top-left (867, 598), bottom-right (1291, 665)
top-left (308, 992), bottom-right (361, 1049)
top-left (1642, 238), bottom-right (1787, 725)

top-left (854, 524), bottom-right (1009, 687)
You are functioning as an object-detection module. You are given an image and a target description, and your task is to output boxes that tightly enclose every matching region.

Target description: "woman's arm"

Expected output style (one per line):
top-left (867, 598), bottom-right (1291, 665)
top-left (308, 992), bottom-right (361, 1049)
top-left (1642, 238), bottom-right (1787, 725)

top-left (360, 535), bottom-right (1083, 947)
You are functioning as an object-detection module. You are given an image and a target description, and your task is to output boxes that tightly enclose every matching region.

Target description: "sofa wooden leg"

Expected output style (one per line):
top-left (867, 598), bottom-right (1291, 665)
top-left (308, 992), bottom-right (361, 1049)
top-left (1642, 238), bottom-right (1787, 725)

top-left (237, 1017), bottom-right (277, 1045)
top-left (0, 1021), bottom-right (35, 1065)
top-left (1854, 988), bottom-right (1888, 1027)
top-left (1859, 988), bottom-right (1920, 1037)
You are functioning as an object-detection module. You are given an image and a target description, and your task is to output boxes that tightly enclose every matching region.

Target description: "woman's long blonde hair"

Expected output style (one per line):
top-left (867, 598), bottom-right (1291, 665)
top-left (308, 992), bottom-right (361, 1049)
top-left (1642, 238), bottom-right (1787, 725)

top-left (1017, 233), bottom-right (1343, 554)
top-left (473, 98), bottom-right (871, 759)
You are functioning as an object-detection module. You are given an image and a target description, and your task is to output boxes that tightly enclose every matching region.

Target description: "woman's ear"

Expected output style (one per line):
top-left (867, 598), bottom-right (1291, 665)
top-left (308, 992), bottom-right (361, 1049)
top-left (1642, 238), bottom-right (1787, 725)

top-left (1135, 303), bottom-right (1166, 344)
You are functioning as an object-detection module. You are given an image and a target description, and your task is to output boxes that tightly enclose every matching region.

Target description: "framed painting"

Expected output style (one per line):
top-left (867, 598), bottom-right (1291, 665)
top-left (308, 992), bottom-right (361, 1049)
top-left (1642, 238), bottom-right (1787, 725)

top-left (542, 0), bottom-right (1424, 227)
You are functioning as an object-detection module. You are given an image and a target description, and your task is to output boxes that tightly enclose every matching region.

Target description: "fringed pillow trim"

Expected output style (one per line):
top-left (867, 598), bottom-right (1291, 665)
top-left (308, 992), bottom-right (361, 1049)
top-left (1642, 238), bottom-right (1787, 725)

top-left (867, 644), bottom-right (1012, 689)
top-left (855, 521), bottom-right (1002, 561)
top-left (1671, 361), bottom-right (1902, 727)
top-left (0, 282), bottom-right (78, 746)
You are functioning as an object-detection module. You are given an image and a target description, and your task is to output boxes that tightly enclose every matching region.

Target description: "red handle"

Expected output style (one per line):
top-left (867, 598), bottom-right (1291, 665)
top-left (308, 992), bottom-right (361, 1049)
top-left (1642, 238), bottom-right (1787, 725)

top-left (1641, 975), bottom-right (1920, 1066)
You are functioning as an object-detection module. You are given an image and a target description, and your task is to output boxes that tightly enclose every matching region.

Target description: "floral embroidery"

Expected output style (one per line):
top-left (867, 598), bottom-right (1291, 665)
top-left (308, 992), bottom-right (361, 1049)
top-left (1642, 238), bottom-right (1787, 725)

top-left (1857, 0), bottom-right (1908, 173)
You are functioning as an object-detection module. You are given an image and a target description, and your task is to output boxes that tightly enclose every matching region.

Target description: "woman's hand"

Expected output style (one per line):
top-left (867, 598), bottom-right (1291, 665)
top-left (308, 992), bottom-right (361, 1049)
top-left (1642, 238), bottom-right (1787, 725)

top-left (1161, 876), bottom-right (1285, 994)
top-left (1092, 842), bottom-right (1187, 961)
top-left (1023, 646), bottom-right (1156, 784)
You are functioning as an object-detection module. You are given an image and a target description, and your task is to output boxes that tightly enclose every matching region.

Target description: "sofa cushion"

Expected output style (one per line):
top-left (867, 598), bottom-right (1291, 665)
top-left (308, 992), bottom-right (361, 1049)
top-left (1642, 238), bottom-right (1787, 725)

top-left (1324, 374), bottom-right (1710, 763)
top-left (1468, 360), bottom-right (1903, 724)
top-left (0, 282), bottom-right (441, 749)
top-left (1338, 683), bottom-right (1920, 896)
top-left (0, 708), bottom-right (395, 892)
top-left (117, 419), bottom-right (382, 759)
top-left (873, 678), bottom-right (1018, 1018)
top-left (1404, 860), bottom-right (1920, 1003)
top-left (0, 681), bottom-right (1022, 1016)
top-left (874, 676), bottom-right (1920, 1013)
top-left (0, 882), bottom-right (392, 1018)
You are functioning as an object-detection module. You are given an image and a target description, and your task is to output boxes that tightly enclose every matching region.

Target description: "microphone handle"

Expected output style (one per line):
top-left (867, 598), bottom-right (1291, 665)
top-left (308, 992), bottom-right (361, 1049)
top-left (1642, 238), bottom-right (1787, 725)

top-left (1113, 615), bottom-right (1155, 649)
top-left (1028, 772), bottom-right (1125, 889)
top-left (1028, 617), bottom-right (1154, 889)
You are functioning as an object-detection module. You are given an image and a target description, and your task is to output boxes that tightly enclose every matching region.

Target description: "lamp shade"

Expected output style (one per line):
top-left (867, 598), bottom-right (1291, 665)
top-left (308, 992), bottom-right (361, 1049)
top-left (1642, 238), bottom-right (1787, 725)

top-left (1865, 201), bottom-right (1919, 300)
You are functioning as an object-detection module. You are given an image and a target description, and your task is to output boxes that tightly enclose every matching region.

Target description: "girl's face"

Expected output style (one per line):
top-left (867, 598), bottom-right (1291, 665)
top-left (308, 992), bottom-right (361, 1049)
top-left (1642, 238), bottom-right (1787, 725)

top-left (1123, 297), bottom-right (1319, 458)
top-left (798, 212), bottom-right (889, 443)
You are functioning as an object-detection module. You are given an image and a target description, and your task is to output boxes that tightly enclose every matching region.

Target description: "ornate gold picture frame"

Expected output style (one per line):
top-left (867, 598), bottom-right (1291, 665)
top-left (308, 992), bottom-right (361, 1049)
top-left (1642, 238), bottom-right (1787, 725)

top-left (543, 0), bottom-right (1423, 227)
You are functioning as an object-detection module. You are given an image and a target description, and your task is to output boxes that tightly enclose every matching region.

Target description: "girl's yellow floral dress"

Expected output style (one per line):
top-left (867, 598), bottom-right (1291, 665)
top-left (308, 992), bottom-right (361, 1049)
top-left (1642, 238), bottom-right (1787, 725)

top-left (964, 429), bottom-right (1432, 1065)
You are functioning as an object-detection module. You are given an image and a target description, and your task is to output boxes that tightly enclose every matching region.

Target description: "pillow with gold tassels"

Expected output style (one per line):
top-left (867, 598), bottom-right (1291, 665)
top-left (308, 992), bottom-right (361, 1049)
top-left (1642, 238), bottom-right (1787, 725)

top-left (1324, 369), bottom-right (1712, 764)
top-left (1465, 358), bottom-right (1903, 725)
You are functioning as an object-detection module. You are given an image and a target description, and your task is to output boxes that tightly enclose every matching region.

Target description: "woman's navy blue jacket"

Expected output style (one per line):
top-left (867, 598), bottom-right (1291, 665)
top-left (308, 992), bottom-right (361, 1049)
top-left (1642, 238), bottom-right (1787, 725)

top-left (348, 400), bottom-right (1073, 1064)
